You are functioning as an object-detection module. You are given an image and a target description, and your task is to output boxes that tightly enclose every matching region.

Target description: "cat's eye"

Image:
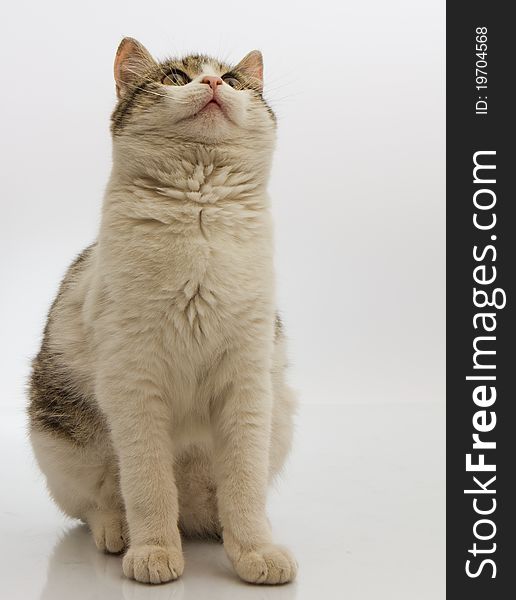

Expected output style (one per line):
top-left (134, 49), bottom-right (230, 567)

top-left (161, 69), bottom-right (191, 86)
top-left (222, 74), bottom-right (241, 89)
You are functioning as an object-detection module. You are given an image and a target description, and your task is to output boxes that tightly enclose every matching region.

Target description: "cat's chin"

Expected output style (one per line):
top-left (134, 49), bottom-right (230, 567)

top-left (196, 98), bottom-right (230, 122)
top-left (178, 105), bottom-right (237, 143)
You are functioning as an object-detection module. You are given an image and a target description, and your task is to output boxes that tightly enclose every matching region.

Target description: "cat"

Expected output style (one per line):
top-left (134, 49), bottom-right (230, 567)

top-left (28, 37), bottom-right (297, 585)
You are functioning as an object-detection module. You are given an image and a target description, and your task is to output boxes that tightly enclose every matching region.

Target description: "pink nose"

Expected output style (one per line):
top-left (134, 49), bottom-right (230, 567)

top-left (202, 75), bottom-right (223, 91)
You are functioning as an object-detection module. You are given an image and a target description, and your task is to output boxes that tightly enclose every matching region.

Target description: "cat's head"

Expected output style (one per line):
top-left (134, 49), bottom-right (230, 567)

top-left (111, 38), bottom-right (275, 148)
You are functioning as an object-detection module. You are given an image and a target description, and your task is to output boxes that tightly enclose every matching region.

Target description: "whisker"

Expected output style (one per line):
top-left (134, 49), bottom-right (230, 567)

top-left (133, 86), bottom-right (171, 99)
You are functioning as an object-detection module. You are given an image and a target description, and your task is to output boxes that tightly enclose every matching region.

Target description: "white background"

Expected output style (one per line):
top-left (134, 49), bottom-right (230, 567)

top-left (0, 1), bottom-right (445, 598)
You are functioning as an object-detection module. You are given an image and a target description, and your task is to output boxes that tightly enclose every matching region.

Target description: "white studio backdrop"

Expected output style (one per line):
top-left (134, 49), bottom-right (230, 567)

top-left (0, 0), bottom-right (445, 411)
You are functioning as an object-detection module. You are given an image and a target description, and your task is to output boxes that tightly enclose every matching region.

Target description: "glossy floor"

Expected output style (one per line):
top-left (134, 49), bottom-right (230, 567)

top-left (0, 402), bottom-right (444, 600)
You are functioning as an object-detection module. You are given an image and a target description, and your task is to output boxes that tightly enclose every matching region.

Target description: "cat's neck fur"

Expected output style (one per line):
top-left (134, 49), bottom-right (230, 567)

top-left (113, 137), bottom-right (271, 192)
top-left (99, 139), bottom-right (272, 233)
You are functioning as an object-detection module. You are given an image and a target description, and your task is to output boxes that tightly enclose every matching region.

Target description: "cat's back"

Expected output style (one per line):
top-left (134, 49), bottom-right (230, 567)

top-left (44, 242), bottom-right (98, 344)
top-left (28, 242), bottom-right (105, 443)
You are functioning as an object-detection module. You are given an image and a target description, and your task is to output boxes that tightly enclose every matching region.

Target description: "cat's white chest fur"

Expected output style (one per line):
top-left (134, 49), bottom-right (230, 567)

top-left (98, 159), bottom-right (273, 362)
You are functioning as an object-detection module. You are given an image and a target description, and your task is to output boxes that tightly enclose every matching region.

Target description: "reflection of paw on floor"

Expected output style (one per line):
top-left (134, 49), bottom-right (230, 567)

top-left (40, 525), bottom-right (125, 600)
top-left (40, 525), bottom-right (298, 600)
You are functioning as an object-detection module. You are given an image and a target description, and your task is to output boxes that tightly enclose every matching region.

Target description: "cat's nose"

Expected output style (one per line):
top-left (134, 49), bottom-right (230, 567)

top-left (202, 76), bottom-right (223, 91)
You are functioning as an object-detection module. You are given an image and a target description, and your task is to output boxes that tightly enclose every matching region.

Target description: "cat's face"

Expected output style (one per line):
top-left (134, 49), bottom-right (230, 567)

top-left (111, 38), bottom-right (275, 146)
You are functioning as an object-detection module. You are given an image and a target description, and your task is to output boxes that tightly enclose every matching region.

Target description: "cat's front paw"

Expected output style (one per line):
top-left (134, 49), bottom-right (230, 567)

top-left (234, 544), bottom-right (297, 585)
top-left (122, 544), bottom-right (184, 584)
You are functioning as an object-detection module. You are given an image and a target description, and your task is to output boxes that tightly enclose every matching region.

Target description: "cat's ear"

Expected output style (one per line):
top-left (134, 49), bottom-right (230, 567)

top-left (114, 37), bottom-right (156, 99)
top-left (235, 50), bottom-right (263, 92)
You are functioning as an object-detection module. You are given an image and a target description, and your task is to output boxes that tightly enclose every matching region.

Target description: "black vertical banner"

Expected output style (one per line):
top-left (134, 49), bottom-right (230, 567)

top-left (447, 3), bottom-right (515, 598)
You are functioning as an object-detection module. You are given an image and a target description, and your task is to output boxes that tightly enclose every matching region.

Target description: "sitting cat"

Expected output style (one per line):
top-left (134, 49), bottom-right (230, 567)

top-left (29, 37), bottom-right (297, 585)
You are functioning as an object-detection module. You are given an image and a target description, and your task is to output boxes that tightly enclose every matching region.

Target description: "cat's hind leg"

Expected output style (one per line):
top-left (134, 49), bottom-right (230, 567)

top-left (29, 426), bottom-right (127, 554)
